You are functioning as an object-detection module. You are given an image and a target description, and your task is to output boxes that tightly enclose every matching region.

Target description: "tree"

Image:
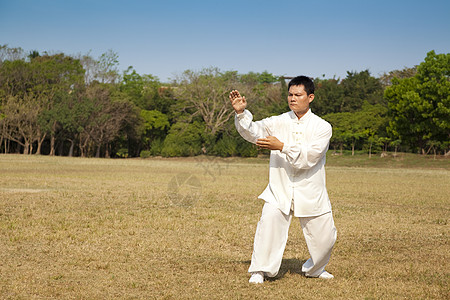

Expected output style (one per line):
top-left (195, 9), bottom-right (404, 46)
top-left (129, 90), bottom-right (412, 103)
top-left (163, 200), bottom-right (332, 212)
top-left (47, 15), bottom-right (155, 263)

top-left (80, 83), bottom-right (138, 157)
top-left (324, 102), bottom-right (388, 156)
top-left (139, 109), bottom-right (170, 151)
top-left (78, 50), bottom-right (120, 85)
top-left (340, 70), bottom-right (385, 111)
top-left (312, 71), bottom-right (385, 116)
top-left (312, 78), bottom-right (343, 116)
top-left (323, 112), bottom-right (363, 155)
top-left (96, 49), bottom-right (120, 84)
top-left (120, 67), bottom-right (166, 111)
top-left (0, 44), bottom-right (26, 63)
top-left (32, 54), bottom-right (85, 154)
top-left (380, 66), bottom-right (417, 87)
top-left (1, 95), bottom-right (39, 154)
top-left (358, 103), bottom-right (389, 157)
top-left (0, 53), bottom-right (86, 154)
top-left (173, 68), bottom-right (238, 137)
top-left (385, 50), bottom-right (450, 154)
top-left (161, 121), bottom-right (205, 157)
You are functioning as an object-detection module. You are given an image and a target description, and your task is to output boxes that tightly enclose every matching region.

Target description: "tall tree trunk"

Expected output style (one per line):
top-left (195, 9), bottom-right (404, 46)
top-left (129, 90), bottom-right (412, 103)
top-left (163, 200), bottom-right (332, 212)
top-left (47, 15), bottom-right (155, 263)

top-left (80, 144), bottom-right (86, 157)
top-left (49, 121), bottom-right (57, 156)
top-left (24, 141), bottom-right (29, 155)
top-left (49, 135), bottom-right (56, 156)
top-left (105, 144), bottom-right (110, 158)
top-left (95, 145), bottom-right (101, 158)
top-left (68, 140), bottom-right (75, 157)
top-left (36, 141), bottom-right (42, 155)
top-left (36, 133), bottom-right (46, 155)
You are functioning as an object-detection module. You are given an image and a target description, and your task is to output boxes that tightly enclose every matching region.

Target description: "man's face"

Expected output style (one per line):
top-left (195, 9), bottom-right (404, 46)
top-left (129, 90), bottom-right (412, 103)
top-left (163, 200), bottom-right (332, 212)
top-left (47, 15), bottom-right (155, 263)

top-left (288, 85), bottom-right (314, 118)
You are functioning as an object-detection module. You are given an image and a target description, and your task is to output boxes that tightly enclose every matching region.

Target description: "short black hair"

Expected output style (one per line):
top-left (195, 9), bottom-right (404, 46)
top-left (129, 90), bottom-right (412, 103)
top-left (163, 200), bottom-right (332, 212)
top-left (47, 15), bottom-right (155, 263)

top-left (288, 76), bottom-right (314, 95)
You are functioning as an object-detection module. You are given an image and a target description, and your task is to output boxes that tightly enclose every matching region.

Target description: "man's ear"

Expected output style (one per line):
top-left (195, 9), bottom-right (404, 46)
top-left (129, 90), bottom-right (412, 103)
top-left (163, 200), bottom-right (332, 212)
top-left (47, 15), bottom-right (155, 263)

top-left (308, 94), bottom-right (315, 104)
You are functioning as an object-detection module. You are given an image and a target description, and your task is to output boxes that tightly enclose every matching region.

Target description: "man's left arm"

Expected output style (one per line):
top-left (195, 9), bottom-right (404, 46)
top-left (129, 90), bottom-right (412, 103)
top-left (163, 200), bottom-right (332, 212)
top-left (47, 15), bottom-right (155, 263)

top-left (257, 122), bottom-right (332, 169)
top-left (255, 136), bottom-right (284, 151)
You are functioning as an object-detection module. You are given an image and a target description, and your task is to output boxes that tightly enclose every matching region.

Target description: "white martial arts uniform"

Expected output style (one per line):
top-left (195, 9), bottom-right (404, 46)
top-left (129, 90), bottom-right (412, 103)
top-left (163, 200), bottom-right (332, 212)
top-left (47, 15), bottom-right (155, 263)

top-left (235, 108), bottom-right (337, 278)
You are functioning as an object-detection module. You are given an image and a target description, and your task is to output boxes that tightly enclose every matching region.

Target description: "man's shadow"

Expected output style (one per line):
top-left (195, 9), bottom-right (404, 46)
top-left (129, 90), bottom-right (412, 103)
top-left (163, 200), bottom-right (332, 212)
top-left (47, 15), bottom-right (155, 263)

top-left (241, 258), bottom-right (307, 281)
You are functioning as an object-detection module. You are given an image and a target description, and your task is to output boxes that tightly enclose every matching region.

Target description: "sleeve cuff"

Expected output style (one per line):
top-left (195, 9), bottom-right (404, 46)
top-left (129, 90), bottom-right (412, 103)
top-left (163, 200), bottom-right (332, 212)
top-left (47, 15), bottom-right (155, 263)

top-left (281, 143), bottom-right (290, 154)
top-left (235, 110), bottom-right (246, 119)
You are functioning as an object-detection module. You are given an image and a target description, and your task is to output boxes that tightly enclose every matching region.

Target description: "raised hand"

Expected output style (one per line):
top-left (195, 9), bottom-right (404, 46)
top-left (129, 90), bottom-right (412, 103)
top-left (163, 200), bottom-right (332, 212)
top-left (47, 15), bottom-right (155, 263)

top-left (229, 90), bottom-right (247, 114)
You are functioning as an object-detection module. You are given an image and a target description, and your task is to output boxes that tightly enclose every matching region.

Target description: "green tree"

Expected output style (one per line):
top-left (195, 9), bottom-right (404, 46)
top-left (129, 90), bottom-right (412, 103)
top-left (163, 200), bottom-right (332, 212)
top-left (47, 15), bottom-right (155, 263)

top-left (324, 102), bottom-right (388, 156)
top-left (33, 54), bottom-right (85, 154)
top-left (385, 50), bottom-right (450, 154)
top-left (78, 50), bottom-right (120, 85)
top-left (161, 121), bottom-right (205, 157)
top-left (340, 70), bottom-right (385, 112)
top-left (0, 53), bottom-right (84, 154)
top-left (97, 49), bottom-right (120, 84)
top-left (312, 71), bottom-right (384, 116)
top-left (1, 94), bottom-right (41, 154)
top-left (120, 67), bottom-right (169, 111)
top-left (80, 83), bottom-right (138, 158)
top-left (323, 112), bottom-right (361, 155)
top-left (312, 78), bottom-right (344, 116)
top-left (139, 109), bottom-right (170, 151)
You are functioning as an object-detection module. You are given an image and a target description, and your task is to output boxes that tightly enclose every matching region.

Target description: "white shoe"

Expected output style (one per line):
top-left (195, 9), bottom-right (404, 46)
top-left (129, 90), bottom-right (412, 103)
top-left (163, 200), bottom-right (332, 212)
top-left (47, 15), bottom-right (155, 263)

top-left (249, 271), bottom-right (264, 284)
top-left (318, 271), bottom-right (334, 279)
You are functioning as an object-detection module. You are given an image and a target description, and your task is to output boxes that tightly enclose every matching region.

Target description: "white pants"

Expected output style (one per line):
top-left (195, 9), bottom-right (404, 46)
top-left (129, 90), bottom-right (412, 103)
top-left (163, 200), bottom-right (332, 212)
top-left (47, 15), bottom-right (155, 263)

top-left (248, 202), bottom-right (337, 277)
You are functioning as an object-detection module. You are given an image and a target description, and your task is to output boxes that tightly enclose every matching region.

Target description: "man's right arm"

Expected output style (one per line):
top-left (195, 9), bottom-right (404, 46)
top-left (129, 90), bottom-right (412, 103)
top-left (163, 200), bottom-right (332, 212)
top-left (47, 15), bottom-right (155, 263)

top-left (229, 90), bottom-right (272, 144)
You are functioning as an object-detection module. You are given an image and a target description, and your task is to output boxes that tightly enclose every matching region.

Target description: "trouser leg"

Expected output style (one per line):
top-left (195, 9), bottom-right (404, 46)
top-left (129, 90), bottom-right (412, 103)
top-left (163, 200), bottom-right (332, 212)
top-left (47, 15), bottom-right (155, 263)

top-left (300, 212), bottom-right (337, 277)
top-left (248, 202), bottom-right (292, 277)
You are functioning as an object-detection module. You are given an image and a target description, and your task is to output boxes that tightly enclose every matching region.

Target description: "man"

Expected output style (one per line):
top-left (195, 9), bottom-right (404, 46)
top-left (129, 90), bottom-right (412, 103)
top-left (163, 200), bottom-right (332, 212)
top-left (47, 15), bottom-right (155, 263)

top-left (229, 76), bottom-right (337, 284)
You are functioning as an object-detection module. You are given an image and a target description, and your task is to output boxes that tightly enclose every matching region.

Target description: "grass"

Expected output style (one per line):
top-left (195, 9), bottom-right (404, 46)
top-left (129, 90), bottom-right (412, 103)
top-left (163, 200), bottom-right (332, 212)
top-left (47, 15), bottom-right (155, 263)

top-left (0, 153), bottom-right (448, 299)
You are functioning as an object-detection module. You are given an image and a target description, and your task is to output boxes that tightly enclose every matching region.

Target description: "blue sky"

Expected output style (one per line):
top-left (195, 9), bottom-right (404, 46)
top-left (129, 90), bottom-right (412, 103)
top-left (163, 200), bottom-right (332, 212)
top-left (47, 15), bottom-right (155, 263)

top-left (1, 0), bottom-right (449, 82)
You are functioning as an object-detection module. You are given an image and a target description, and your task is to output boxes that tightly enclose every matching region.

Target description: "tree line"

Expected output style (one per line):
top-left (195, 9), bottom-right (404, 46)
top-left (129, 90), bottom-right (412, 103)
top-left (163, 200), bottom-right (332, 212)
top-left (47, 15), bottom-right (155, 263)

top-left (0, 45), bottom-right (448, 158)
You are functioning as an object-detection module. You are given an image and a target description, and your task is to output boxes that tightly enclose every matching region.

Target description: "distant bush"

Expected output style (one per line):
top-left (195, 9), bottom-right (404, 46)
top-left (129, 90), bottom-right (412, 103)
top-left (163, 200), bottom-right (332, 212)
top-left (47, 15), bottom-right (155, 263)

top-left (116, 148), bottom-right (129, 158)
top-left (140, 150), bottom-right (151, 158)
top-left (211, 135), bottom-right (238, 157)
top-left (149, 138), bottom-right (164, 156)
top-left (209, 131), bottom-right (259, 157)
top-left (161, 121), bottom-right (204, 157)
top-left (238, 142), bottom-right (259, 157)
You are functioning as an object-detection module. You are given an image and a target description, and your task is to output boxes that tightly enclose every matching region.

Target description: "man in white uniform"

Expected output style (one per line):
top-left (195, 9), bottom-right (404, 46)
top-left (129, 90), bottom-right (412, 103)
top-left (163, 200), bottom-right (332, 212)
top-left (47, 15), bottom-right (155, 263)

top-left (229, 76), bottom-right (337, 284)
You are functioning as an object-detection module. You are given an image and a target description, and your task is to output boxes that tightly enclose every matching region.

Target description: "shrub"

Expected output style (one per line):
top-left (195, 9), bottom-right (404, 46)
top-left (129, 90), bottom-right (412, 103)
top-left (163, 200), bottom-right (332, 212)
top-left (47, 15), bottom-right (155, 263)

top-left (238, 142), bottom-right (259, 157)
top-left (161, 121), bottom-right (204, 157)
top-left (150, 138), bottom-right (164, 156)
top-left (140, 150), bottom-right (151, 158)
top-left (211, 135), bottom-right (238, 157)
top-left (116, 148), bottom-right (129, 158)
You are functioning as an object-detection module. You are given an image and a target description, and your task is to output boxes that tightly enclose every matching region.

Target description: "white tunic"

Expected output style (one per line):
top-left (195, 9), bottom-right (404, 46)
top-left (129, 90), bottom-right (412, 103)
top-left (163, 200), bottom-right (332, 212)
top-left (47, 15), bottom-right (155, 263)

top-left (235, 109), bottom-right (332, 217)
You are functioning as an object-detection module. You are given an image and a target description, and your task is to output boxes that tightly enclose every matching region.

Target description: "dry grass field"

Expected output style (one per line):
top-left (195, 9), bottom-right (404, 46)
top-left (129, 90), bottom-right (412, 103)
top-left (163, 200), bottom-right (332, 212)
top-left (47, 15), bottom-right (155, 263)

top-left (0, 154), bottom-right (448, 299)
